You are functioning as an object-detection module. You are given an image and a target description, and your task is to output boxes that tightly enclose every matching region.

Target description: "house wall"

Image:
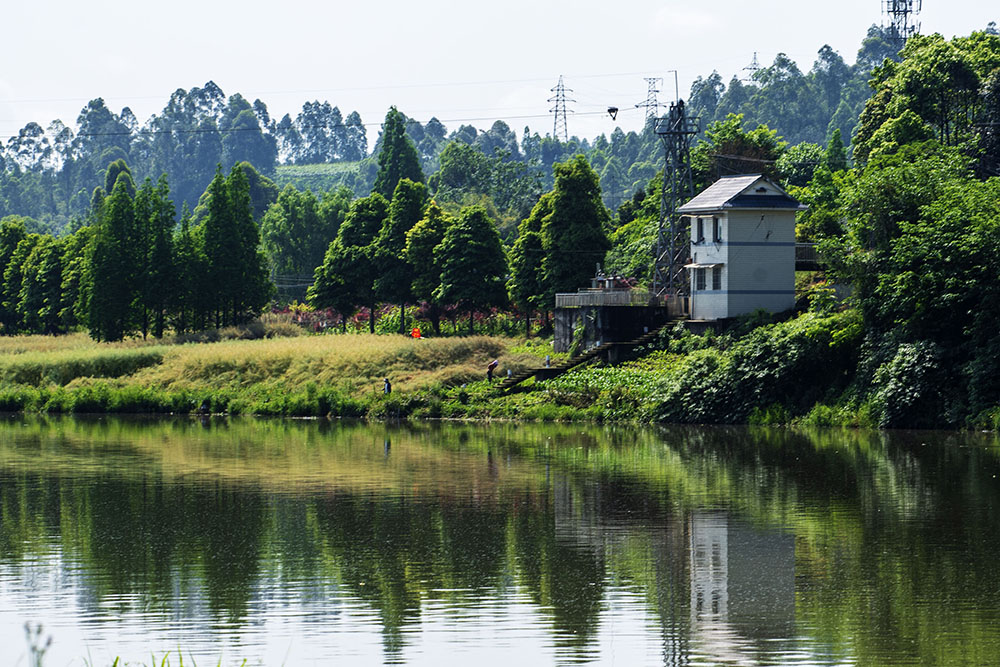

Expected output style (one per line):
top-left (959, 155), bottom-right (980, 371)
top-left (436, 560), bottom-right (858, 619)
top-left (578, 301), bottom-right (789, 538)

top-left (689, 210), bottom-right (795, 319)
top-left (725, 210), bottom-right (795, 316)
top-left (690, 214), bottom-right (729, 320)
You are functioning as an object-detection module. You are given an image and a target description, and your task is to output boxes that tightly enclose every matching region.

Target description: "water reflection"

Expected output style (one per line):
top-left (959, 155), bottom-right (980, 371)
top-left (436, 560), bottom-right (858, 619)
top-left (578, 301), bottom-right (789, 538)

top-left (1, 418), bottom-right (1000, 665)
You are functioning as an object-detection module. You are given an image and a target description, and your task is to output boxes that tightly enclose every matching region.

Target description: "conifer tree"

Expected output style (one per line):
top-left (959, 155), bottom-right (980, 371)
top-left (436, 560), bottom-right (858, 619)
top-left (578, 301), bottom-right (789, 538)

top-left (374, 178), bottom-right (427, 333)
top-left (309, 193), bottom-right (388, 332)
top-left (539, 155), bottom-right (610, 302)
top-left (405, 201), bottom-right (452, 334)
top-left (434, 205), bottom-right (508, 334)
top-left (373, 107), bottom-right (424, 199)
top-left (86, 174), bottom-right (137, 341)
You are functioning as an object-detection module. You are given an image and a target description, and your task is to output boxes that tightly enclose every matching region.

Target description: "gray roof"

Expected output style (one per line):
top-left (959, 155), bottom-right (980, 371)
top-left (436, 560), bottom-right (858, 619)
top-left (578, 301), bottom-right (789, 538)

top-left (677, 174), bottom-right (805, 213)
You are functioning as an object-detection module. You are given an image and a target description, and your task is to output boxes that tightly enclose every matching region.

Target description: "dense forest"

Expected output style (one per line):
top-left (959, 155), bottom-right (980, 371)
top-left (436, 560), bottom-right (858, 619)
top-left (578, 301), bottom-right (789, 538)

top-left (2, 22), bottom-right (1000, 428)
top-left (0, 25), bottom-right (905, 233)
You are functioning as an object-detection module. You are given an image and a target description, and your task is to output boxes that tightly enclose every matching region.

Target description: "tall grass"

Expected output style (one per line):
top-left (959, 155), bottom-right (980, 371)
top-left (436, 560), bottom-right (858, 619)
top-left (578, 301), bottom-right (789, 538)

top-left (0, 331), bottom-right (543, 417)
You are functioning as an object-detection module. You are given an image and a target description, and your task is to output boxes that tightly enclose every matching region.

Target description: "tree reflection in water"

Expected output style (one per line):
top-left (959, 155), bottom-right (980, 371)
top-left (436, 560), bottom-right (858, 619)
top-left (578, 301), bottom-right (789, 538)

top-left (2, 417), bottom-right (1000, 665)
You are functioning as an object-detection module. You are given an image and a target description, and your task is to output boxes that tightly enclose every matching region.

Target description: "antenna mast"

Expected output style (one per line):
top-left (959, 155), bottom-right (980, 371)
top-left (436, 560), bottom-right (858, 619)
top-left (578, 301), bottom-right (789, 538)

top-left (652, 100), bottom-right (700, 298)
top-left (635, 77), bottom-right (663, 123)
top-left (548, 76), bottom-right (574, 142)
top-left (883, 0), bottom-right (922, 49)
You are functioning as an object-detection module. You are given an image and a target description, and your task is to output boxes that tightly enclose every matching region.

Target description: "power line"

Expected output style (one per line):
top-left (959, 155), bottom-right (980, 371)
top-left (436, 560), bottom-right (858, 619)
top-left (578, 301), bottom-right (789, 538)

top-left (2, 109), bottom-right (625, 144)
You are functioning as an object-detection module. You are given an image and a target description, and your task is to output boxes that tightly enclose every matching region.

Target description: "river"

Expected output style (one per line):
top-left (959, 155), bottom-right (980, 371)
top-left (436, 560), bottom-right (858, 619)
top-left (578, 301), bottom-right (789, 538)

top-left (2, 416), bottom-right (999, 665)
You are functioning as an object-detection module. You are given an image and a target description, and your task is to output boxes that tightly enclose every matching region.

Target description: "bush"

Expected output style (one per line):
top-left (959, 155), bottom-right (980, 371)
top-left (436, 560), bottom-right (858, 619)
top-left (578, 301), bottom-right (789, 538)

top-left (869, 341), bottom-right (944, 428)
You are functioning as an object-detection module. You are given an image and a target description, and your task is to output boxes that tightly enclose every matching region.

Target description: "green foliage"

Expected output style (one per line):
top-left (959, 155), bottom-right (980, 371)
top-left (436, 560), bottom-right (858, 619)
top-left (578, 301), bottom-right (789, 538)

top-left (538, 155), bottom-right (610, 300)
top-left (308, 193), bottom-right (389, 331)
top-left (868, 341), bottom-right (943, 428)
top-left (853, 31), bottom-right (1000, 165)
top-left (260, 184), bottom-right (349, 279)
top-left (651, 311), bottom-right (862, 424)
top-left (434, 205), bottom-right (508, 332)
top-left (691, 114), bottom-right (786, 187)
top-left (373, 107), bottom-right (424, 199)
top-left (374, 179), bottom-right (428, 330)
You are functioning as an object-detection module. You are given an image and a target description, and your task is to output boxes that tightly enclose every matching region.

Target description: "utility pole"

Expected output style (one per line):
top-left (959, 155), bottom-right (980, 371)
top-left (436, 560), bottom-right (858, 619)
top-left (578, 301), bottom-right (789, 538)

top-left (548, 76), bottom-right (574, 142)
top-left (635, 77), bottom-right (663, 123)
top-left (883, 0), bottom-right (921, 49)
top-left (652, 100), bottom-right (700, 299)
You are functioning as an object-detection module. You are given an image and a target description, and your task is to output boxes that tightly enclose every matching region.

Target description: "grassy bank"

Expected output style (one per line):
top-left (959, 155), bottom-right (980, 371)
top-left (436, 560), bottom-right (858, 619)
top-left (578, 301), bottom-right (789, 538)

top-left (0, 306), bottom-right (938, 427)
top-left (0, 327), bottom-right (554, 418)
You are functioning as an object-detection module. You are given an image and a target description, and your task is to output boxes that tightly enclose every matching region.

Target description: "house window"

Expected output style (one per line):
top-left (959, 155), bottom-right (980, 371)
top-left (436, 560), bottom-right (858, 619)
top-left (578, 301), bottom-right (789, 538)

top-left (696, 218), bottom-right (705, 244)
top-left (696, 268), bottom-right (706, 290)
top-left (713, 217), bottom-right (722, 243)
top-left (712, 265), bottom-right (722, 290)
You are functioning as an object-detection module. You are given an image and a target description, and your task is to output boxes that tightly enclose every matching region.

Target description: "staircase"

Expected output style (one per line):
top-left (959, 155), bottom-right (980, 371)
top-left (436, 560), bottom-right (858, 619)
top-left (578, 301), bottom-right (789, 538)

top-left (498, 321), bottom-right (675, 392)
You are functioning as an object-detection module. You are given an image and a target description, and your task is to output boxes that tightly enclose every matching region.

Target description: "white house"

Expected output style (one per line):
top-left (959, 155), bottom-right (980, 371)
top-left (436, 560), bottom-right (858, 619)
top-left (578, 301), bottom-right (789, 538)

top-left (677, 174), bottom-right (805, 321)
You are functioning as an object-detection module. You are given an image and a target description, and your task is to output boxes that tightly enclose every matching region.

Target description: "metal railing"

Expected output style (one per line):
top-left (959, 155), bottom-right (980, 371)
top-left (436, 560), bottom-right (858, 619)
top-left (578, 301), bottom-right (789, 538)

top-left (555, 290), bottom-right (657, 308)
top-left (795, 243), bottom-right (819, 262)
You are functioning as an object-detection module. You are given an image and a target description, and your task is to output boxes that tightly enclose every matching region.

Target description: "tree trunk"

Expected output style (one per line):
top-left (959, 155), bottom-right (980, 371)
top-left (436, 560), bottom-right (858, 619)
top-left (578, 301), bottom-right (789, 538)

top-left (468, 308), bottom-right (474, 335)
top-left (369, 304), bottom-right (376, 334)
top-left (525, 309), bottom-right (531, 337)
top-left (430, 304), bottom-right (441, 335)
top-left (398, 303), bottom-right (406, 335)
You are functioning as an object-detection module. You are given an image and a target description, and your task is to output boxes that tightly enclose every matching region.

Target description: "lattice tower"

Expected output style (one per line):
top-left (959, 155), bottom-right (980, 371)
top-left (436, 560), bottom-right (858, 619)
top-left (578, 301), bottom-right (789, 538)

top-left (884, 0), bottom-right (921, 49)
top-left (635, 77), bottom-right (663, 123)
top-left (652, 100), bottom-right (700, 298)
top-left (548, 76), bottom-right (574, 142)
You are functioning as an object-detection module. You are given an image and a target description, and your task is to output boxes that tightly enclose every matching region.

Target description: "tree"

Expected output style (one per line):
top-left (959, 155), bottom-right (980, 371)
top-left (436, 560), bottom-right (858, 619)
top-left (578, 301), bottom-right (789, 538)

top-left (0, 216), bottom-right (27, 333)
top-left (373, 107), bottom-right (424, 199)
top-left (825, 128), bottom-right (848, 172)
top-left (145, 176), bottom-right (176, 338)
top-left (85, 174), bottom-right (138, 341)
top-left (691, 113), bottom-right (786, 186)
top-left (201, 165), bottom-right (272, 326)
top-left (17, 235), bottom-right (63, 334)
top-left (374, 179), bottom-right (427, 333)
top-left (227, 165), bottom-right (273, 323)
top-left (172, 207), bottom-right (208, 334)
top-left (539, 155), bottom-right (610, 301)
top-left (508, 227), bottom-right (545, 335)
top-left (776, 142), bottom-right (824, 187)
top-left (434, 205), bottom-right (508, 334)
top-left (405, 201), bottom-right (452, 334)
top-left (309, 193), bottom-right (388, 332)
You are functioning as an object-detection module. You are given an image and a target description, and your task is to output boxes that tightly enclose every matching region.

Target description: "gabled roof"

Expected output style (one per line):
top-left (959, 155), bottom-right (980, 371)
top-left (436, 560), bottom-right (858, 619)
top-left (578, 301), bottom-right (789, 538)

top-left (677, 174), bottom-right (806, 213)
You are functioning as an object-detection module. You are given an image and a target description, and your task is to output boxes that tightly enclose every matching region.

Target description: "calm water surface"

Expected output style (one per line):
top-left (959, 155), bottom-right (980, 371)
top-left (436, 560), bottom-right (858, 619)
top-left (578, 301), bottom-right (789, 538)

top-left (2, 417), bottom-right (1000, 666)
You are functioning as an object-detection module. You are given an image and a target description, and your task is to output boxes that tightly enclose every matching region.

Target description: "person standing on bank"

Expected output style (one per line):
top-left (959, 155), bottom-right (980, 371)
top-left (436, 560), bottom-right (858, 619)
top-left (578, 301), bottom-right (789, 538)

top-left (383, 378), bottom-right (392, 394)
top-left (487, 359), bottom-right (499, 382)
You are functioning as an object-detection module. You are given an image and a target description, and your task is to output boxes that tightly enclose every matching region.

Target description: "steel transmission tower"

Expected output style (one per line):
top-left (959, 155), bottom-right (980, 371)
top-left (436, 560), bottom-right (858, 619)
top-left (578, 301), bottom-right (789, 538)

top-left (548, 76), bottom-right (574, 141)
top-left (652, 100), bottom-right (700, 298)
top-left (884, 0), bottom-right (921, 48)
top-left (742, 52), bottom-right (761, 82)
top-left (635, 77), bottom-right (663, 123)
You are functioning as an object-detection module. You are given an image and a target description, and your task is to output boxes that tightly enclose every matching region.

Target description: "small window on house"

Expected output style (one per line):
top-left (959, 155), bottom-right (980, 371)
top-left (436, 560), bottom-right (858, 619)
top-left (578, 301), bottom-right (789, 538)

top-left (696, 218), bottom-right (705, 243)
top-left (712, 265), bottom-right (722, 290)
top-left (696, 267), bottom-right (706, 291)
top-left (713, 217), bottom-right (722, 243)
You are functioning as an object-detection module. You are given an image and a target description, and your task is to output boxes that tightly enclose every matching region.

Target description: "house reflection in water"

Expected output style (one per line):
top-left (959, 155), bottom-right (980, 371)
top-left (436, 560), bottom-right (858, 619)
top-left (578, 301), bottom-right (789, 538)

top-left (689, 510), bottom-right (796, 658)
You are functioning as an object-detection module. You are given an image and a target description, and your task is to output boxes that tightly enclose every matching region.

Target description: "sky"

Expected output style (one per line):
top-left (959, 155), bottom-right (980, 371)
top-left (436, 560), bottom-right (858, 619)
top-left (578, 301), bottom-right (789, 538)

top-left (0, 0), bottom-right (995, 147)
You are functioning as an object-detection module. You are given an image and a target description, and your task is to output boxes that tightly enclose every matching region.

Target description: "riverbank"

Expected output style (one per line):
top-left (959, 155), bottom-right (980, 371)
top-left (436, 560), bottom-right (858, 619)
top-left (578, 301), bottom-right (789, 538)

top-left (0, 308), bottom-right (864, 425)
top-left (0, 306), bottom-right (981, 429)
